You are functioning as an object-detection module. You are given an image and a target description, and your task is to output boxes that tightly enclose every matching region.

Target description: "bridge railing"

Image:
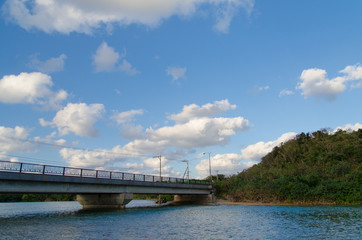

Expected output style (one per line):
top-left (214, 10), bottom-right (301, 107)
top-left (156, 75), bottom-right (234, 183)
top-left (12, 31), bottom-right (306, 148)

top-left (0, 160), bottom-right (210, 185)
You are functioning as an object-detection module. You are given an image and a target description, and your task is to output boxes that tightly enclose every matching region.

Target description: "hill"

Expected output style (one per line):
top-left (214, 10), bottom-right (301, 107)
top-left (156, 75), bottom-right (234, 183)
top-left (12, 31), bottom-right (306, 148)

top-left (215, 129), bottom-right (362, 205)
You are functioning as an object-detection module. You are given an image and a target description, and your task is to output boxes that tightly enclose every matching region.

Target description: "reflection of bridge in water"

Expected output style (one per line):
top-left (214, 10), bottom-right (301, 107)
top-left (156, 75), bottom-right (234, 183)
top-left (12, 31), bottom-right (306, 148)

top-left (0, 160), bottom-right (214, 209)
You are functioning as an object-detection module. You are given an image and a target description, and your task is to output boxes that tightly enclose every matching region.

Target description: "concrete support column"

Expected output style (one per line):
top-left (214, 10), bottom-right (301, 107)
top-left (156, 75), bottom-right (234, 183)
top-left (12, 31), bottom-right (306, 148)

top-left (76, 193), bottom-right (133, 209)
top-left (173, 194), bottom-right (215, 204)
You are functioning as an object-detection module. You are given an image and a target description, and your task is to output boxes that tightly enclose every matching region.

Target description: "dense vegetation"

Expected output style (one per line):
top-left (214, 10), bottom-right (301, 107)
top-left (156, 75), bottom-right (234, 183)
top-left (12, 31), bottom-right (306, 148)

top-left (0, 193), bottom-right (75, 202)
top-left (0, 193), bottom-right (173, 202)
top-left (215, 129), bottom-right (362, 205)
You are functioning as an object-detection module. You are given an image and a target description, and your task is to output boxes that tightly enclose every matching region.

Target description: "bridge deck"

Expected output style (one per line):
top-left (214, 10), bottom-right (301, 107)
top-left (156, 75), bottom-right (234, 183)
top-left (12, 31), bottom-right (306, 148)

top-left (0, 161), bottom-right (212, 195)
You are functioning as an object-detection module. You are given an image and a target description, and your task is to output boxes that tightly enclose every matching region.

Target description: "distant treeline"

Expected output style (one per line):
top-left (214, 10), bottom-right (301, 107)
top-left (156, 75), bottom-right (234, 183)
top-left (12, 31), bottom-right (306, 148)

top-left (214, 129), bottom-right (362, 205)
top-left (0, 194), bottom-right (174, 202)
top-left (0, 194), bottom-right (75, 202)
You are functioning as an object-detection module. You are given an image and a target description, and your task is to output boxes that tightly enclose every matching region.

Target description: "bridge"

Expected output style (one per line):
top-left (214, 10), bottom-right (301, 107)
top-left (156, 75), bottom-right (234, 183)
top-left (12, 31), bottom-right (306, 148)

top-left (0, 160), bottom-right (214, 209)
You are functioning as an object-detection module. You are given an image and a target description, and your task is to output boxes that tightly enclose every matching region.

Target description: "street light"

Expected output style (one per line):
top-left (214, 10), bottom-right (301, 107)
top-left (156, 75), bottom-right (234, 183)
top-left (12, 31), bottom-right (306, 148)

top-left (203, 152), bottom-right (212, 183)
top-left (181, 160), bottom-right (189, 183)
top-left (153, 155), bottom-right (162, 205)
top-left (153, 155), bottom-right (162, 181)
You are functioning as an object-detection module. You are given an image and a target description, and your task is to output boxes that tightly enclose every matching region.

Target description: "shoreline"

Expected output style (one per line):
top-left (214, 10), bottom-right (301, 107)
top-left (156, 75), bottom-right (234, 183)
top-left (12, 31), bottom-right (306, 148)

top-left (215, 199), bottom-right (361, 207)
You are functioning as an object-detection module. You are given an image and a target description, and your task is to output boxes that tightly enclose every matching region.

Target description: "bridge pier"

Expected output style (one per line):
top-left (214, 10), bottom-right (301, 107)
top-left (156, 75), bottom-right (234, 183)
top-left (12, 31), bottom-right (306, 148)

top-left (173, 194), bottom-right (216, 204)
top-left (76, 193), bottom-right (133, 209)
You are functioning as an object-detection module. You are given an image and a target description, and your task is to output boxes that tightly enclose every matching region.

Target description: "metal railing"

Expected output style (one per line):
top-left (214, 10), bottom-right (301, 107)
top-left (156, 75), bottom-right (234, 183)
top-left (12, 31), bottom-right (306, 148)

top-left (0, 160), bottom-right (209, 185)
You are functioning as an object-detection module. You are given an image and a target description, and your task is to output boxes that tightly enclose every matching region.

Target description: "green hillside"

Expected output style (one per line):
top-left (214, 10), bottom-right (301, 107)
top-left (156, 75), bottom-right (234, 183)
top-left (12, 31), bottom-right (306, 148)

top-left (215, 129), bottom-right (362, 205)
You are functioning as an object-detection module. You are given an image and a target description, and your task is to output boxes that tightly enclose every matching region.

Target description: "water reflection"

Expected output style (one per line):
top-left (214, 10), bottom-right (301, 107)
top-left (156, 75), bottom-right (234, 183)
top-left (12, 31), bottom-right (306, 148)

top-left (0, 202), bottom-right (360, 240)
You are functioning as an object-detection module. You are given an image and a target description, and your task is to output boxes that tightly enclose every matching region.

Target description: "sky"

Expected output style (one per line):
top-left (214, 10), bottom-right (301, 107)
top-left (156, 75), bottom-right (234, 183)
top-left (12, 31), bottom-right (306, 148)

top-left (0, 0), bottom-right (361, 179)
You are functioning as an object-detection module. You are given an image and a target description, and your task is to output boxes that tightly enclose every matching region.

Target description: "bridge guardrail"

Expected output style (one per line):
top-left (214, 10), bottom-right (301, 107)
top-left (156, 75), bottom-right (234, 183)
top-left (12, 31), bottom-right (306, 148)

top-left (0, 160), bottom-right (210, 185)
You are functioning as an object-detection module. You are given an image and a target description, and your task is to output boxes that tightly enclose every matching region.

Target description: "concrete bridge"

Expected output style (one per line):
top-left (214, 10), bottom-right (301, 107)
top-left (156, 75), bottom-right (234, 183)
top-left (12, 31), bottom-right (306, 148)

top-left (0, 160), bottom-right (214, 209)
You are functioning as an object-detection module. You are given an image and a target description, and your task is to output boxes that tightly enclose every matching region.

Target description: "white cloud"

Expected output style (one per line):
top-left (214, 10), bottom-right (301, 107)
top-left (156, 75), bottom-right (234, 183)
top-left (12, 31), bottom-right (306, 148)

top-left (339, 63), bottom-right (362, 80)
top-left (297, 63), bottom-right (362, 101)
top-left (166, 66), bottom-right (186, 82)
top-left (333, 122), bottom-right (362, 133)
top-left (240, 132), bottom-right (297, 161)
top-left (59, 146), bottom-right (180, 176)
top-left (169, 99), bottom-right (236, 124)
top-left (279, 89), bottom-right (294, 97)
top-left (143, 117), bottom-right (249, 149)
top-left (196, 132), bottom-right (297, 177)
top-left (0, 126), bottom-right (35, 153)
top-left (29, 54), bottom-right (67, 73)
top-left (40, 103), bottom-right (105, 137)
top-left (60, 146), bottom-right (122, 169)
top-left (213, 0), bottom-right (254, 33)
top-left (111, 109), bottom-right (144, 124)
top-left (119, 60), bottom-right (139, 75)
top-left (60, 100), bottom-right (249, 169)
top-left (33, 131), bottom-right (67, 146)
top-left (93, 42), bottom-right (139, 75)
top-left (2, 0), bottom-right (254, 34)
top-left (195, 153), bottom-right (255, 176)
top-left (116, 100), bottom-right (249, 154)
top-left (297, 68), bottom-right (345, 101)
top-left (93, 42), bottom-right (120, 72)
top-left (0, 72), bottom-right (67, 108)
top-left (122, 157), bottom-right (180, 177)
top-left (340, 63), bottom-right (362, 88)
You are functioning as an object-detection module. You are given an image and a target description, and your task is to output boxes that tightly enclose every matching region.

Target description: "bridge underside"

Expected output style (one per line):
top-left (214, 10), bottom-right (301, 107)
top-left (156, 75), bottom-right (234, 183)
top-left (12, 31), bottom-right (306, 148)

top-left (75, 193), bottom-right (215, 209)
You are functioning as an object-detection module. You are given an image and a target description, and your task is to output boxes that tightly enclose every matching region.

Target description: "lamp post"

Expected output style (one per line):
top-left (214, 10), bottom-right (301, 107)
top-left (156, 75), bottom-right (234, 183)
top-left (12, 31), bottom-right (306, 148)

top-left (153, 155), bottom-right (162, 204)
top-left (181, 160), bottom-right (189, 183)
top-left (153, 155), bottom-right (162, 181)
top-left (203, 152), bottom-right (212, 183)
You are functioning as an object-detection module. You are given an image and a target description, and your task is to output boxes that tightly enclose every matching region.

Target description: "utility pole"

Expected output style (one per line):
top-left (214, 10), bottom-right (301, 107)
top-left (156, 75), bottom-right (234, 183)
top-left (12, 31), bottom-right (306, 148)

top-left (203, 152), bottom-right (212, 183)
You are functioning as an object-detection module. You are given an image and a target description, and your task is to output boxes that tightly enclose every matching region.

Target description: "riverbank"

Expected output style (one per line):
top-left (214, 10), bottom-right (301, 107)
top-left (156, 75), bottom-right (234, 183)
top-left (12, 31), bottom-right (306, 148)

top-left (216, 199), bottom-right (361, 206)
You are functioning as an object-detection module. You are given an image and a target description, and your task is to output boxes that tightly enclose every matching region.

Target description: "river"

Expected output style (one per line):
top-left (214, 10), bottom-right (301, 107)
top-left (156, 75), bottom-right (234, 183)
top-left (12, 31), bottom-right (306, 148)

top-left (0, 201), bottom-right (360, 239)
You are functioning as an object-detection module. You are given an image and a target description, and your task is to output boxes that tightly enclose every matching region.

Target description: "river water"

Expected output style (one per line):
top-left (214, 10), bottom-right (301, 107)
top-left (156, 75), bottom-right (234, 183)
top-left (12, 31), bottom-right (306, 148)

top-left (0, 201), bottom-right (360, 239)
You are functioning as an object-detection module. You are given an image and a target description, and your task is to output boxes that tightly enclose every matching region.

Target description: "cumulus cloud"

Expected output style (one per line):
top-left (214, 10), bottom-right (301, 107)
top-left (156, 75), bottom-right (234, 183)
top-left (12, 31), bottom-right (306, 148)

top-left (196, 132), bottom-right (297, 177)
top-left (93, 42), bottom-right (139, 75)
top-left (0, 72), bottom-right (67, 108)
top-left (59, 146), bottom-right (126, 169)
top-left (144, 117), bottom-right (249, 149)
top-left (40, 103), bottom-right (105, 137)
top-left (59, 99), bottom-right (249, 169)
top-left (333, 122), bottom-right (362, 133)
top-left (59, 146), bottom-right (180, 176)
top-left (297, 68), bottom-right (345, 101)
top-left (169, 99), bottom-right (236, 124)
top-left (166, 66), bottom-right (186, 82)
top-left (118, 100), bottom-right (244, 154)
top-left (195, 153), bottom-right (256, 176)
top-left (0, 126), bottom-right (35, 153)
top-left (297, 63), bottom-right (362, 101)
top-left (93, 42), bottom-right (120, 72)
top-left (2, 0), bottom-right (254, 34)
top-left (240, 132), bottom-right (297, 161)
top-left (29, 54), bottom-right (67, 73)
top-left (339, 63), bottom-right (362, 80)
top-left (111, 109), bottom-right (144, 124)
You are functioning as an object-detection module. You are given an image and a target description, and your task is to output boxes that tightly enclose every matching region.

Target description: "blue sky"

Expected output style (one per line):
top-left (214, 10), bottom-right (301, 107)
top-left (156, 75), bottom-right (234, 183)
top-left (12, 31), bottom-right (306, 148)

top-left (0, 0), bottom-right (361, 179)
